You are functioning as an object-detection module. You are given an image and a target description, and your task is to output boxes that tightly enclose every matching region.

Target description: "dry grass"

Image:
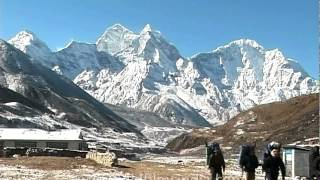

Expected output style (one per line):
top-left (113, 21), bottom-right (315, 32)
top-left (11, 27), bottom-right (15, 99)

top-left (0, 156), bottom-right (105, 170)
top-left (0, 156), bottom-right (268, 179)
top-left (120, 160), bottom-right (211, 179)
top-left (117, 159), bottom-right (259, 180)
top-left (167, 93), bottom-right (319, 156)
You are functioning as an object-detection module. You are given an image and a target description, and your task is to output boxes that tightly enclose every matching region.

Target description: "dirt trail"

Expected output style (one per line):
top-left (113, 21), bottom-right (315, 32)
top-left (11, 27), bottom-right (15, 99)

top-left (118, 159), bottom-right (269, 180)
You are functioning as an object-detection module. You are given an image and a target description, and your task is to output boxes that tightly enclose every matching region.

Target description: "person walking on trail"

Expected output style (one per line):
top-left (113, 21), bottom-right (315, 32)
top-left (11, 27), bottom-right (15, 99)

top-left (239, 145), bottom-right (259, 180)
top-left (206, 142), bottom-right (225, 180)
top-left (262, 142), bottom-right (286, 180)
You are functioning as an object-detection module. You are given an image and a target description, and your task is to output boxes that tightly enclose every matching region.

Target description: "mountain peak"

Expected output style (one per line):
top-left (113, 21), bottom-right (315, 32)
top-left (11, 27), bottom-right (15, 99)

top-left (9, 30), bottom-right (40, 44)
top-left (98, 23), bottom-right (135, 42)
top-left (16, 30), bottom-right (38, 38)
top-left (9, 30), bottom-right (51, 53)
top-left (108, 23), bottom-right (130, 32)
top-left (229, 38), bottom-right (264, 49)
top-left (96, 24), bottom-right (138, 54)
top-left (140, 24), bottom-right (153, 34)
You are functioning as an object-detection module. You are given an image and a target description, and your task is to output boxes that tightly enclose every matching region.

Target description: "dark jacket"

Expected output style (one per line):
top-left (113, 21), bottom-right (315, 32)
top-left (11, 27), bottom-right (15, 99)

top-left (240, 155), bottom-right (259, 172)
top-left (208, 152), bottom-right (225, 170)
top-left (262, 156), bottom-right (285, 176)
top-left (310, 147), bottom-right (320, 171)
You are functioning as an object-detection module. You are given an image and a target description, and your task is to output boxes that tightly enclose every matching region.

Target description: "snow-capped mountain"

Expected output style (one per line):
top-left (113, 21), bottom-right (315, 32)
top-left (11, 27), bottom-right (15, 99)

top-left (175, 39), bottom-right (317, 123)
top-left (0, 39), bottom-right (140, 134)
top-left (96, 23), bottom-right (138, 55)
top-left (8, 24), bottom-right (318, 125)
top-left (8, 30), bottom-right (55, 67)
top-left (0, 38), bottom-right (189, 150)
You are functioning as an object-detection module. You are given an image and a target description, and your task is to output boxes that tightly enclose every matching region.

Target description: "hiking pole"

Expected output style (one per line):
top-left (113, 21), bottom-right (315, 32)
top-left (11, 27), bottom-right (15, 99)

top-left (241, 168), bottom-right (243, 179)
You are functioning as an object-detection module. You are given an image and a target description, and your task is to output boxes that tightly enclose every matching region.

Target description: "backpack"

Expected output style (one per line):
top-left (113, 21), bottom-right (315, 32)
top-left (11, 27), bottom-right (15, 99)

top-left (310, 147), bottom-right (320, 171)
top-left (239, 145), bottom-right (254, 165)
top-left (206, 142), bottom-right (221, 166)
top-left (239, 144), bottom-right (258, 171)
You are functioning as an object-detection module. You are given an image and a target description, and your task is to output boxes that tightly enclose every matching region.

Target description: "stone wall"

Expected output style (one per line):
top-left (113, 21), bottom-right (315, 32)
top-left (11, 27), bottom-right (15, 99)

top-left (86, 151), bottom-right (117, 167)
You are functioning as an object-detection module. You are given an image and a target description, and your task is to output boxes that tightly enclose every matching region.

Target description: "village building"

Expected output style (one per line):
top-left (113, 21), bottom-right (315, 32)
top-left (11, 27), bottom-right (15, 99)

top-left (0, 128), bottom-right (86, 151)
top-left (282, 145), bottom-right (319, 178)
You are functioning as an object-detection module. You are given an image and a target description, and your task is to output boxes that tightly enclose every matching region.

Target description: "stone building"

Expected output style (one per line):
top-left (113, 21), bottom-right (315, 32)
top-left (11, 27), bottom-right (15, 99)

top-left (0, 128), bottom-right (86, 150)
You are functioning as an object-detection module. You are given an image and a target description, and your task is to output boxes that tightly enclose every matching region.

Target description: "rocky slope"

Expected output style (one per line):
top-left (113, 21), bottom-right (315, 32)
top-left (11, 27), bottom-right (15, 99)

top-left (0, 39), bottom-right (140, 134)
top-left (9, 24), bottom-right (318, 126)
top-left (0, 39), bottom-right (189, 148)
top-left (166, 93), bottom-right (319, 156)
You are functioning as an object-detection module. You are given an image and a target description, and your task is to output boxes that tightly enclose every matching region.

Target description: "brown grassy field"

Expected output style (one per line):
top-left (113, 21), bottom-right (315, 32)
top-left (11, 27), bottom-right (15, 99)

top-left (0, 156), bottom-right (104, 170)
top-left (0, 156), bottom-right (293, 179)
top-left (0, 156), bottom-right (259, 179)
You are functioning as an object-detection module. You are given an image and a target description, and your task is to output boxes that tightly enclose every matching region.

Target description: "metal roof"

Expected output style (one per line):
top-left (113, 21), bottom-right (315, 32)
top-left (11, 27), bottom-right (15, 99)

top-left (283, 145), bottom-right (311, 151)
top-left (0, 128), bottom-right (82, 141)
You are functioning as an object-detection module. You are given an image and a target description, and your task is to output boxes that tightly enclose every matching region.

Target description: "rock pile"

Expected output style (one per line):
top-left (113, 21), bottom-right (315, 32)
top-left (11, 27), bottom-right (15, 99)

top-left (86, 151), bottom-right (117, 167)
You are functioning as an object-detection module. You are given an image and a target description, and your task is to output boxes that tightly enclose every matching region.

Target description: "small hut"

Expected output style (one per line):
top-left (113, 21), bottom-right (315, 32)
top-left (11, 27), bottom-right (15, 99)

top-left (282, 145), bottom-right (318, 178)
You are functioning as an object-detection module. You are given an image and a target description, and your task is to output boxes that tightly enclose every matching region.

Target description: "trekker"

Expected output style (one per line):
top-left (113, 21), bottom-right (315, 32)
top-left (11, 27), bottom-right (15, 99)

top-left (310, 146), bottom-right (320, 178)
top-left (239, 144), bottom-right (259, 180)
top-left (262, 142), bottom-right (285, 180)
top-left (206, 142), bottom-right (225, 180)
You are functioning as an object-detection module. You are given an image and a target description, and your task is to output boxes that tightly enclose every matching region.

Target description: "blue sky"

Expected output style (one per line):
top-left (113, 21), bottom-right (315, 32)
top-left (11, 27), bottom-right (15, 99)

top-left (0, 0), bottom-right (318, 78)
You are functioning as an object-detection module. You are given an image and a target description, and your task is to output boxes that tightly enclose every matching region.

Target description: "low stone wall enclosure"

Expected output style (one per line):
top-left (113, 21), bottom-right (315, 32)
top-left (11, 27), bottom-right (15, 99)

top-left (2, 147), bottom-right (118, 167)
top-left (86, 151), bottom-right (118, 167)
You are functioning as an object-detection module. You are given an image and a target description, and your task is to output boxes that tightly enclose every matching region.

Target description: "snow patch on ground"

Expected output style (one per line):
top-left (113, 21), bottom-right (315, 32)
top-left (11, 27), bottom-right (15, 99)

top-left (3, 102), bottom-right (20, 107)
top-left (235, 129), bottom-right (245, 135)
top-left (143, 155), bottom-right (206, 165)
top-left (82, 128), bottom-right (166, 154)
top-left (234, 120), bottom-right (244, 127)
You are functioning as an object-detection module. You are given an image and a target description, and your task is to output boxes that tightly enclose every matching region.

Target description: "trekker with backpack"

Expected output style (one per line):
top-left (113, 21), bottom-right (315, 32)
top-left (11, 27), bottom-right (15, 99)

top-left (239, 144), bottom-right (259, 180)
top-left (205, 142), bottom-right (225, 180)
top-left (310, 146), bottom-right (320, 178)
top-left (262, 142), bottom-right (286, 180)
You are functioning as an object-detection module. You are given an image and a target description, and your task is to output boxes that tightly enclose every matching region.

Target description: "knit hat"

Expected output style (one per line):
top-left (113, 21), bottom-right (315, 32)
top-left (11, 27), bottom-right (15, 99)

top-left (268, 141), bottom-right (280, 151)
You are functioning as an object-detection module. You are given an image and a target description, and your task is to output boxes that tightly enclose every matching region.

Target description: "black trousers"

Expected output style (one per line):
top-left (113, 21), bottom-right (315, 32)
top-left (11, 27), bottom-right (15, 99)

top-left (210, 168), bottom-right (222, 180)
top-left (245, 171), bottom-right (255, 180)
top-left (265, 173), bottom-right (278, 180)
